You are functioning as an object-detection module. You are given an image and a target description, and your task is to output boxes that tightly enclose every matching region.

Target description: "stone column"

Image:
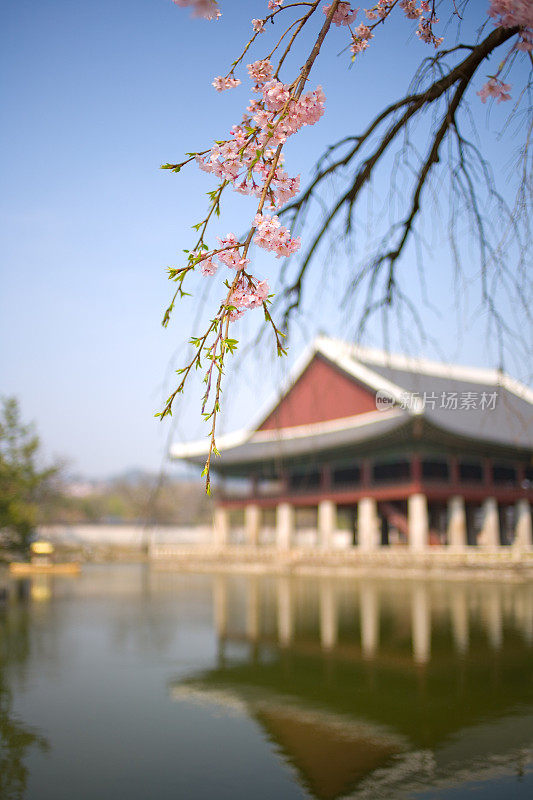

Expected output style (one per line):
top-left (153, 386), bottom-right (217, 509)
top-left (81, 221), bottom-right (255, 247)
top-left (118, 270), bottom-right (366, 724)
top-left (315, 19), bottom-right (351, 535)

top-left (358, 497), bottom-right (379, 551)
top-left (360, 583), bottom-right (380, 659)
top-left (319, 581), bottom-right (338, 650)
top-left (408, 493), bottom-right (429, 551)
top-left (318, 499), bottom-right (336, 550)
top-left (276, 503), bottom-right (294, 550)
top-left (411, 583), bottom-right (431, 664)
top-left (485, 590), bottom-right (503, 650)
top-left (213, 506), bottom-right (229, 549)
top-left (213, 575), bottom-right (228, 639)
top-left (246, 578), bottom-right (260, 642)
top-left (447, 496), bottom-right (467, 549)
top-left (245, 504), bottom-right (261, 547)
top-left (514, 499), bottom-right (532, 550)
top-left (450, 586), bottom-right (469, 654)
top-left (277, 576), bottom-right (293, 647)
top-left (479, 498), bottom-right (500, 548)
top-left (521, 588), bottom-right (533, 645)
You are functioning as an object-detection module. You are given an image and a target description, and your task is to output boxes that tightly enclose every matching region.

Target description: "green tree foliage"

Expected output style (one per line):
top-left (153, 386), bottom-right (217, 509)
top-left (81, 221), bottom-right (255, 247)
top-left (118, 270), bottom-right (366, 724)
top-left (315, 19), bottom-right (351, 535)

top-left (0, 607), bottom-right (49, 799)
top-left (0, 397), bottom-right (58, 557)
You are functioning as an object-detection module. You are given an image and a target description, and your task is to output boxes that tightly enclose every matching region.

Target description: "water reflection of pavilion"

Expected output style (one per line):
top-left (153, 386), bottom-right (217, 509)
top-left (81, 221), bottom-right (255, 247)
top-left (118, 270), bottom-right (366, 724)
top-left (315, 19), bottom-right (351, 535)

top-left (171, 576), bottom-right (533, 800)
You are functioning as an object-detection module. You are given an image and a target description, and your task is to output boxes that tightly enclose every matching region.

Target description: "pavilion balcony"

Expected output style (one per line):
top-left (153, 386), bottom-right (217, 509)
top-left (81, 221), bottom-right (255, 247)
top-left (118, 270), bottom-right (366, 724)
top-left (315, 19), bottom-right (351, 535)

top-left (219, 455), bottom-right (532, 509)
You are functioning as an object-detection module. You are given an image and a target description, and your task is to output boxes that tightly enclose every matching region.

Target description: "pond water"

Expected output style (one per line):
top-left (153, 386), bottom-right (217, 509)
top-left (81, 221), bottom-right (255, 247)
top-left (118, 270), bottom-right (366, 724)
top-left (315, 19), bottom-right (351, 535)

top-left (1, 565), bottom-right (532, 800)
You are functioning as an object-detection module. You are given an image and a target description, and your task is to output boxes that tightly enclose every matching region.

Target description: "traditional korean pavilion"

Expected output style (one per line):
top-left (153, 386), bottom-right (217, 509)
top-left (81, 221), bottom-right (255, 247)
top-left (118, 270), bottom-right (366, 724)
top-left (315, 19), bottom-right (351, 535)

top-left (170, 337), bottom-right (533, 551)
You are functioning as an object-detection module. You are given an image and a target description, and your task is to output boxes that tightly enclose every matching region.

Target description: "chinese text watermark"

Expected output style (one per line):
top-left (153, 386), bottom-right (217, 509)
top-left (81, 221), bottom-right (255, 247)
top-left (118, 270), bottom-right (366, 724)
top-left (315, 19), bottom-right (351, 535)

top-left (375, 389), bottom-right (499, 413)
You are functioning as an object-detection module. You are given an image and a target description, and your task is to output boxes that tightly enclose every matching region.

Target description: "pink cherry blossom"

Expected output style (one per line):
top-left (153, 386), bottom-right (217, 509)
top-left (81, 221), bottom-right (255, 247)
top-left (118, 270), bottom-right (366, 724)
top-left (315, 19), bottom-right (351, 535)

top-left (354, 23), bottom-right (373, 39)
top-left (399, 0), bottom-right (421, 19)
top-left (252, 18), bottom-right (266, 33)
top-left (216, 233), bottom-right (240, 261)
top-left (253, 213), bottom-right (300, 257)
top-left (212, 75), bottom-right (241, 92)
top-left (489, 0), bottom-right (533, 51)
top-left (323, 2), bottom-right (358, 26)
top-left (216, 234), bottom-right (250, 270)
top-left (271, 168), bottom-right (300, 206)
top-left (195, 154), bottom-right (214, 173)
top-left (488, 0), bottom-right (533, 29)
top-left (219, 250), bottom-right (245, 269)
top-left (416, 15), bottom-right (443, 48)
top-left (350, 36), bottom-right (370, 54)
top-left (172, 0), bottom-right (221, 21)
top-left (200, 258), bottom-right (218, 276)
top-left (247, 279), bottom-right (270, 307)
top-left (477, 77), bottom-right (512, 103)
top-left (262, 80), bottom-right (291, 111)
top-left (247, 59), bottom-right (274, 84)
top-left (365, 1), bottom-right (393, 20)
top-left (516, 30), bottom-right (533, 51)
top-left (351, 24), bottom-right (373, 55)
top-left (295, 86), bottom-right (326, 127)
top-left (228, 277), bottom-right (270, 313)
top-left (268, 0), bottom-right (284, 8)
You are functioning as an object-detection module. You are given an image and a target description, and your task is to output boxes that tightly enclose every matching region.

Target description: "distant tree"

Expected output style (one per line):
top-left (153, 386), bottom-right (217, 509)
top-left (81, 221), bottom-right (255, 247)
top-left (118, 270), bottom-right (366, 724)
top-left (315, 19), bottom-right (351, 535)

top-left (40, 474), bottom-right (213, 527)
top-left (0, 397), bottom-right (59, 558)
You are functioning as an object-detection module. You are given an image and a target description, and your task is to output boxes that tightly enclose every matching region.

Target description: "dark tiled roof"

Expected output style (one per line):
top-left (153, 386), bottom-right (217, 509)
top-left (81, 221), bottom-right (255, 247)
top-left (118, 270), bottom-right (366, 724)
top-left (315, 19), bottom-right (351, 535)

top-left (194, 412), bottom-right (410, 468)
top-left (363, 362), bottom-right (533, 448)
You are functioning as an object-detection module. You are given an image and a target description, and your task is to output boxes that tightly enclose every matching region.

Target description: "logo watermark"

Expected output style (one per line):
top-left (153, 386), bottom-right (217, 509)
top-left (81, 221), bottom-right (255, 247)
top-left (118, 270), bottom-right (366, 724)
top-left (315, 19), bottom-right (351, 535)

top-left (375, 389), bottom-right (396, 411)
top-left (375, 389), bottom-right (499, 412)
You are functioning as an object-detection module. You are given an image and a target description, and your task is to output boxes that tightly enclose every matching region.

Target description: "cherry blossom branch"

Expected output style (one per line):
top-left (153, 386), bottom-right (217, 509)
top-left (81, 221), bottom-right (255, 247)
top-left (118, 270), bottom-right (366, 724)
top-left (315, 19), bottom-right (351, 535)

top-left (198, 1), bottom-right (342, 489)
top-left (159, 1), bottom-right (342, 491)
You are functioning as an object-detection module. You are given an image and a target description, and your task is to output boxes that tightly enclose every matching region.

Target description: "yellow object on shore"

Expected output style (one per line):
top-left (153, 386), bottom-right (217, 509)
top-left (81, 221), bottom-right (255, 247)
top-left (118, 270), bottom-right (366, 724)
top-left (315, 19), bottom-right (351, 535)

top-left (30, 541), bottom-right (55, 556)
top-left (9, 562), bottom-right (81, 576)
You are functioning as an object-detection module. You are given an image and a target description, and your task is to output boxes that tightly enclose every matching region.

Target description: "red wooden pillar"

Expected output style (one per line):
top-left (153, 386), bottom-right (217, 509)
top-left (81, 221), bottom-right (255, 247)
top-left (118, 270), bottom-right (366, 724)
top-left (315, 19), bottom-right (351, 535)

top-left (322, 463), bottom-right (332, 491)
top-left (411, 454), bottom-right (422, 491)
top-left (483, 457), bottom-right (492, 489)
top-left (450, 456), bottom-right (459, 487)
top-left (517, 463), bottom-right (526, 494)
top-left (361, 459), bottom-right (371, 491)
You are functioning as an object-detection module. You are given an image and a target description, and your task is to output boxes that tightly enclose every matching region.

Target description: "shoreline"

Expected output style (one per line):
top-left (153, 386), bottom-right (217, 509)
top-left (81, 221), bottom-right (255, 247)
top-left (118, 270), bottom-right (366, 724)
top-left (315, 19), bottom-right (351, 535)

top-left (150, 546), bottom-right (533, 582)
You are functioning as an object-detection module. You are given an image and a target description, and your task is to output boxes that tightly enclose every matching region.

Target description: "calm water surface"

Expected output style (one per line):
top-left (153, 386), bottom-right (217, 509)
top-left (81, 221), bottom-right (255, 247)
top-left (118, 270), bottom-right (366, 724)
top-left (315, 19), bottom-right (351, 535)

top-left (1, 565), bottom-right (532, 800)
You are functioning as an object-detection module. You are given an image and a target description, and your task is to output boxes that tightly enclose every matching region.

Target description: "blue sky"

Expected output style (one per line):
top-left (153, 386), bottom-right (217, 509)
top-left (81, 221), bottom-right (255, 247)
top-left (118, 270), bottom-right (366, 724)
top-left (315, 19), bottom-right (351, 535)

top-left (1, 0), bottom-right (530, 476)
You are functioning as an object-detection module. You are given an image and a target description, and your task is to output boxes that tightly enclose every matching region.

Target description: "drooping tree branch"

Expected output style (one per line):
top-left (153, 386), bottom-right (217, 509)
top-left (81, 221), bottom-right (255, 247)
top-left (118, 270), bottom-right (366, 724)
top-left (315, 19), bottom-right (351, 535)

top-left (279, 25), bottom-right (524, 329)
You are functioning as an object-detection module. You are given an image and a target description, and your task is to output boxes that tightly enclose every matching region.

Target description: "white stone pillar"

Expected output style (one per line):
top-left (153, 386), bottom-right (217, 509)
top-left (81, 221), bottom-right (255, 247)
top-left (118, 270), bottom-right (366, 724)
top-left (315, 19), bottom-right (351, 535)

top-left (485, 591), bottom-right (503, 650)
top-left (411, 584), bottom-right (431, 664)
top-left (451, 587), bottom-right (469, 654)
top-left (213, 506), bottom-right (229, 549)
top-left (213, 576), bottom-right (228, 638)
top-left (246, 578), bottom-right (260, 641)
top-left (479, 498), bottom-right (500, 548)
top-left (318, 500), bottom-right (336, 550)
top-left (245, 504), bottom-right (261, 547)
top-left (360, 583), bottom-right (380, 659)
top-left (277, 576), bottom-right (293, 647)
top-left (408, 494), bottom-right (429, 552)
top-left (319, 581), bottom-right (338, 650)
top-left (447, 496), bottom-right (467, 549)
top-left (358, 497), bottom-right (379, 551)
top-left (276, 503), bottom-right (294, 550)
top-left (522, 588), bottom-right (533, 645)
top-left (514, 499), bottom-right (532, 550)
